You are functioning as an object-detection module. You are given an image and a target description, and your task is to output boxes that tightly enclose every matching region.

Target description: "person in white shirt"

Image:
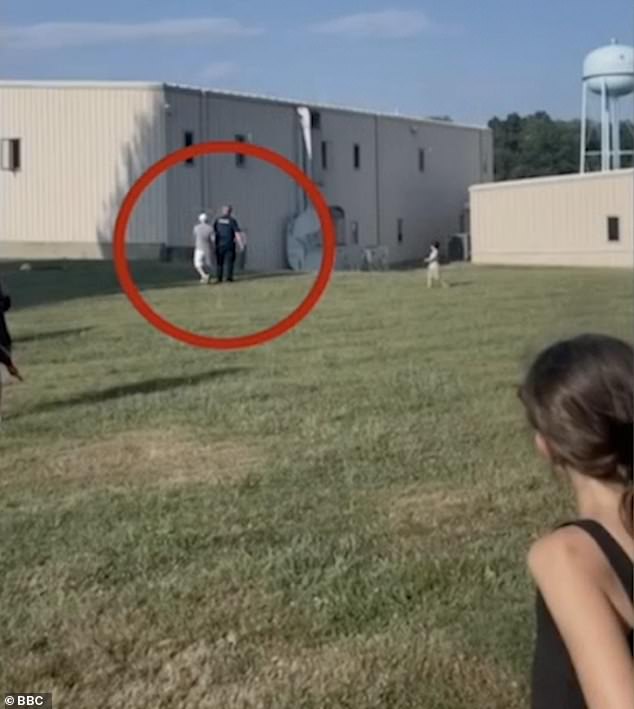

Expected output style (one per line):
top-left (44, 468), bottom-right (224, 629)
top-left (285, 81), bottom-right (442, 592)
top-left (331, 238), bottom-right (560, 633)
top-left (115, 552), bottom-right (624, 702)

top-left (425, 241), bottom-right (448, 289)
top-left (192, 213), bottom-right (213, 284)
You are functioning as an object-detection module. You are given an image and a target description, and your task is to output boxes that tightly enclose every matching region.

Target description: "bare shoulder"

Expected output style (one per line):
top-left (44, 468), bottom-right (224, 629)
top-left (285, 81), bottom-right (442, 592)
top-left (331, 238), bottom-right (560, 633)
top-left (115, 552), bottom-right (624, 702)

top-left (528, 526), bottom-right (605, 582)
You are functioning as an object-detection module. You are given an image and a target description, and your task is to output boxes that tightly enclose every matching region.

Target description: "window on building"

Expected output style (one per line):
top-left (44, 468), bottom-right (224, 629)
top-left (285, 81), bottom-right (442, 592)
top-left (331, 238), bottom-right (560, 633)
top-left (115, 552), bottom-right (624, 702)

top-left (1, 138), bottom-right (21, 172)
top-left (235, 134), bottom-right (247, 167)
top-left (184, 131), bottom-right (195, 165)
top-left (351, 220), bottom-right (360, 245)
top-left (607, 216), bottom-right (620, 242)
top-left (397, 218), bottom-right (404, 243)
top-left (354, 144), bottom-right (361, 170)
top-left (418, 148), bottom-right (425, 173)
top-left (311, 112), bottom-right (322, 130)
top-left (321, 141), bottom-right (329, 170)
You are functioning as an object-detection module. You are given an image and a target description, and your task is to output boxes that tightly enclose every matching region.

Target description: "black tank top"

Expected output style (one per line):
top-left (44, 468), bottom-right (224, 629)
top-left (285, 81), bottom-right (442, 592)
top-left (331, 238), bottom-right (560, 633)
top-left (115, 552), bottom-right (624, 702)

top-left (531, 520), bottom-right (634, 709)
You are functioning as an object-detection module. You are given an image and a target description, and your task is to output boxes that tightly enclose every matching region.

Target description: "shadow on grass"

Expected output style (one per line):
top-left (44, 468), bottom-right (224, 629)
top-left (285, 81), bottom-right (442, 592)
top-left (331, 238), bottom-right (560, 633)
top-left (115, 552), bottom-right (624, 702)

top-left (234, 270), bottom-right (308, 283)
top-left (20, 367), bottom-right (248, 417)
top-left (0, 261), bottom-right (198, 312)
top-left (0, 261), bottom-right (307, 311)
top-left (15, 328), bottom-right (95, 344)
top-left (446, 281), bottom-right (474, 288)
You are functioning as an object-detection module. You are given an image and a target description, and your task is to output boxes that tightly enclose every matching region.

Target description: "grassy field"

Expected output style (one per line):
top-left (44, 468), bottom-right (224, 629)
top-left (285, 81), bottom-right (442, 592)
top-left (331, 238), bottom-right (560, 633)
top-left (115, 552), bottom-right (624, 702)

top-left (0, 261), bottom-right (631, 708)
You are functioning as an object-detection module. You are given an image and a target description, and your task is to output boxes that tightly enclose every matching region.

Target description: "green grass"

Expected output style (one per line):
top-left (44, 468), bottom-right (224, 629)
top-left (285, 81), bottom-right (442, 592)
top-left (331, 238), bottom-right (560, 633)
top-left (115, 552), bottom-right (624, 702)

top-left (0, 262), bottom-right (631, 708)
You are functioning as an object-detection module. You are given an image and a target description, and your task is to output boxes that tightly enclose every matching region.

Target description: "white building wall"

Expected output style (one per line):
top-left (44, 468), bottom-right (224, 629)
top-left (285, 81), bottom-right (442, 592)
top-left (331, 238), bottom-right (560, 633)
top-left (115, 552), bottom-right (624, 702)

top-left (0, 83), bottom-right (168, 259)
top-left (470, 169), bottom-right (634, 268)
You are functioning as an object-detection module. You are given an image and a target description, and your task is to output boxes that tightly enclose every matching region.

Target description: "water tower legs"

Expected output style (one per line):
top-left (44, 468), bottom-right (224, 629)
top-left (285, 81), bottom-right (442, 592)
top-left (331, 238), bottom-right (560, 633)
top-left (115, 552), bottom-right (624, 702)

top-left (601, 79), bottom-right (610, 171)
top-left (611, 99), bottom-right (621, 169)
top-left (580, 83), bottom-right (588, 173)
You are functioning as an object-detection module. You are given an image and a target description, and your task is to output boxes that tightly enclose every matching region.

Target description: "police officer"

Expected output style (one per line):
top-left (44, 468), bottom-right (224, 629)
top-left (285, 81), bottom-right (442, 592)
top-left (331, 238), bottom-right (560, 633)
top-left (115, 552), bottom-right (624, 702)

top-left (213, 205), bottom-right (244, 283)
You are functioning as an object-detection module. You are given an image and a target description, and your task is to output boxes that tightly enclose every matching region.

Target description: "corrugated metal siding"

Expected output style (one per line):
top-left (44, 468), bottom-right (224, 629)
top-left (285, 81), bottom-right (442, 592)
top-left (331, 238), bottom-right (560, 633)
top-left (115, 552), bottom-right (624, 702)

top-left (0, 85), bottom-right (168, 253)
top-left (205, 95), bottom-right (297, 272)
top-left (315, 110), bottom-right (378, 268)
top-left (470, 170), bottom-right (634, 267)
top-left (377, 118), bottom-right (491, 263)
top-left (1, 82), bottom-right (493, 268)
top-left (164, 88), bottom-right (206, 248)
top-left (164, 92), bottom-right (297, 271)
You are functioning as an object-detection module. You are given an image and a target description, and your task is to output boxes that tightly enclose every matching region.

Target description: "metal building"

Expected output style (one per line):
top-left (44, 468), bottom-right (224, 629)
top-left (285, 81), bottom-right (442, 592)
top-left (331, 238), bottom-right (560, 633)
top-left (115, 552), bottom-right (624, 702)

top-left (1, 81), bottom-right (493, 271)
top-left (469, 169), bottom-right (633, 268)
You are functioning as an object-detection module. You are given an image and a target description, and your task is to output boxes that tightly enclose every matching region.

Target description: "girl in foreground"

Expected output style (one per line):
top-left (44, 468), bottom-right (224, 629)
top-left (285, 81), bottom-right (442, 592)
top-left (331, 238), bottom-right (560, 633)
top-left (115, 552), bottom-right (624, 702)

top-left (519, 334), bottom-right (633, 708)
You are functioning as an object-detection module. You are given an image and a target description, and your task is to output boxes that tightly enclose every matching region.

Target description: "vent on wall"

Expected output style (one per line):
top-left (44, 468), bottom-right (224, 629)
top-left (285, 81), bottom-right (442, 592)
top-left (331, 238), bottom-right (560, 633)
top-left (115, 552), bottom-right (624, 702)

top-left (1, 138), bottom-right (21, 172)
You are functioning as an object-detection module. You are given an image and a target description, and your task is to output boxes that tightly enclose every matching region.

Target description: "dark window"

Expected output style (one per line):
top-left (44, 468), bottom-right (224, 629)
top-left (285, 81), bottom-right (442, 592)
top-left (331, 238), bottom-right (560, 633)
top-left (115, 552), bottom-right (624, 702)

top-left (1, 138), bottom-right (21, 171)
top-left (351, 220), bottom-right (359, 245)
top-left (607, 216), bottom-right (620, 242)
top-left (184, 131), bottom-right (194, 165)
top-left (311, 112), bottom-right (321, 130)
top-left (321, 141), bottom-right (328, 170)
top-left (397, 218), bottom-right (404, 243)
top-left (419, 148), bottom-right (425, 172)
top-left (235, 134), bottom-right (246, 167)
top-left (354, 144), bottom-right (361, 170)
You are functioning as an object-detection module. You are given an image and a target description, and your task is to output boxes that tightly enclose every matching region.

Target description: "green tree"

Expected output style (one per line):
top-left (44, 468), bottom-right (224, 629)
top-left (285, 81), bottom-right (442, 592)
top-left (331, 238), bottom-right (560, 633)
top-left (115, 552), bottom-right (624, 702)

top-left (488, 112), bottom-right (584, 181)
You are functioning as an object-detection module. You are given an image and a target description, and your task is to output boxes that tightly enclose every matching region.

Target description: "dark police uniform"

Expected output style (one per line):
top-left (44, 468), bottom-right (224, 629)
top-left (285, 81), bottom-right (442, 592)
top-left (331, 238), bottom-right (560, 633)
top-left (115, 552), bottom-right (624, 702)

top-left (213, 214), bottom-right (241, 282)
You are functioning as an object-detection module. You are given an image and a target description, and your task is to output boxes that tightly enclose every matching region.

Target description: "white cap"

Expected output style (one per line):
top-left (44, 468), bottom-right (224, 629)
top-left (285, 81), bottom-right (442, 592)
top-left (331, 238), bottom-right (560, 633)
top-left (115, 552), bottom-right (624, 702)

top-left (198, 213), bottom-right (208, 223)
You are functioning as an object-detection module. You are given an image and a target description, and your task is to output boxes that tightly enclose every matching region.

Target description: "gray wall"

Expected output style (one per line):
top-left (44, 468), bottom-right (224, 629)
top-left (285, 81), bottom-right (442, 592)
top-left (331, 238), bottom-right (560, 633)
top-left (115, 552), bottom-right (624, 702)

top-left (164, 88), bottom-right (298, 272)
top-left (313, 110), bottom-right (379, 269)
top-left (377, 117), bottom-right (491, 264)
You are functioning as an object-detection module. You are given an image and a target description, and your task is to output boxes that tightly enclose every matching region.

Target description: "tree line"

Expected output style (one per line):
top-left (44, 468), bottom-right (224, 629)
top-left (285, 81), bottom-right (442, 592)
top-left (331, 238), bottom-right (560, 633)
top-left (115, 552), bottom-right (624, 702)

top-left (487, 111), bottom-right (634, 181)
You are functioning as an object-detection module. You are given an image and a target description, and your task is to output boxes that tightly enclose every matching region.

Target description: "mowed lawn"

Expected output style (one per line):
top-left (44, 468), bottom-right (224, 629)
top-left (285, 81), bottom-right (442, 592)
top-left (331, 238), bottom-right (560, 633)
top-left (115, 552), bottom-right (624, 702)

top-left (0, 262), bottom-right (631, 709)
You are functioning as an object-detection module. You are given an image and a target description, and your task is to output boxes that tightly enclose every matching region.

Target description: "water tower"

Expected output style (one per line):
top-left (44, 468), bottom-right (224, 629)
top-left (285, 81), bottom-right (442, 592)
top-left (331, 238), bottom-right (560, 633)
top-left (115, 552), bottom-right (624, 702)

top-left (581, 39), bottom-right (634, 172)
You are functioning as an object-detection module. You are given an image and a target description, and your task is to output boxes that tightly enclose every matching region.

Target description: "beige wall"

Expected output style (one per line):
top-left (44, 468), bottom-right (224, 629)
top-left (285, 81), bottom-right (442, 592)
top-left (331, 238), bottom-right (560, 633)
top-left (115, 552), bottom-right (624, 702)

top-left (470, 170), bottom-right (634, 268)
top-left (0, 84), bottom-right (168, 257)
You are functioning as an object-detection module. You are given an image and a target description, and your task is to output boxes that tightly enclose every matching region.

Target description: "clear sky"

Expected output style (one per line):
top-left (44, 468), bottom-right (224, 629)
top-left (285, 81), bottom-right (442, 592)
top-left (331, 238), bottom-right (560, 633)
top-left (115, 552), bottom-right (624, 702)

top-left (2, 1), bottom-right (633, 124)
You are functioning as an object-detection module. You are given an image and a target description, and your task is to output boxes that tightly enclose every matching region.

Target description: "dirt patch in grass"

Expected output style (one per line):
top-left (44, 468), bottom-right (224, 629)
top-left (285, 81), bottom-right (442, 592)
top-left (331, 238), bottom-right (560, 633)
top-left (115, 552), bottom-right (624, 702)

top-left (383, 486), bottom-right (498, 546)
top-left (59, 627), bottom-right (522, 708)
top-left (198, 629), bottom-right (524, 709)
top-left (1, 428), bottom-right (263, 491)
top-left (380, 479), bottom-right (569, 552)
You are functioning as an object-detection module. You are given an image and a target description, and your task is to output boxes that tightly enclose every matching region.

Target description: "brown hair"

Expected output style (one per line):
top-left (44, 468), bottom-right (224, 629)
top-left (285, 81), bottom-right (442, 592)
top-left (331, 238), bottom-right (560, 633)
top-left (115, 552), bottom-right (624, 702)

top-left (519, 334), bottom-right (633, 536)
